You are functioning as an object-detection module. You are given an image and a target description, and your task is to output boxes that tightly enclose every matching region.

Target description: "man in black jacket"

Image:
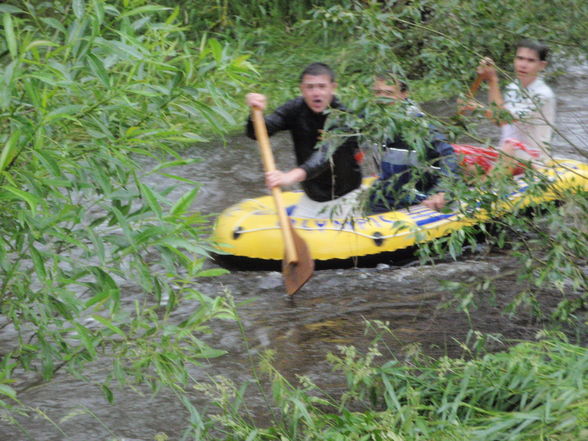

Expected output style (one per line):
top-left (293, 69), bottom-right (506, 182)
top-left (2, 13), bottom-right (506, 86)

top-left (246, 62), bottom-right (362, 218)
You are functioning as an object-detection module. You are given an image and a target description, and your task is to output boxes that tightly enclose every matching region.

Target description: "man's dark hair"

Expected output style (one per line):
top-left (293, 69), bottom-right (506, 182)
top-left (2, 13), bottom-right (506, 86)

top-left (375, 72), bottom-right (409, 93)
top-left (300, 62), bottom-right (335, 82)
top-left (516, 39), bottom-right (549, 61)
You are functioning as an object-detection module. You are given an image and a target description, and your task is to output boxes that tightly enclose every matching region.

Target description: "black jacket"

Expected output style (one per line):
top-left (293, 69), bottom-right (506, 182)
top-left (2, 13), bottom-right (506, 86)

top-left (246, 97), bottom-right (362, 202)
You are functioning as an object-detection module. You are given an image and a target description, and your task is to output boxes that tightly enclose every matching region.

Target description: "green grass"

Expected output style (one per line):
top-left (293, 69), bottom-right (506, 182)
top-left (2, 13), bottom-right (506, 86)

top-left (206, 331), bottom-right (588, 441)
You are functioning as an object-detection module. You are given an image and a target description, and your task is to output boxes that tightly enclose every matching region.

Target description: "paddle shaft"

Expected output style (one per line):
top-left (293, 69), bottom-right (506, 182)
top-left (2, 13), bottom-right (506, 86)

top-left (468, 74), bottom-right (483, 98)
top-left (457, 74), bottom-right (484, 115)
top-left (251, 108), bottom-right (298, 264)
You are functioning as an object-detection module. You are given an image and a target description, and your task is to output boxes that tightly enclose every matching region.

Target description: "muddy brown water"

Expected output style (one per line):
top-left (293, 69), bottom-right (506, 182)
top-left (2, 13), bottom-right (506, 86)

top-left (2, 67), bottom-right (587, 440)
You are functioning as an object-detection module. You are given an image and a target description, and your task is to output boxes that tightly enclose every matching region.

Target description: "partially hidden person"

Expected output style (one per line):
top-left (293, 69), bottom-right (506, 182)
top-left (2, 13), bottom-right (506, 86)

top-left (368, 73), bottom-right (461, 213)
top-left (245, 62), bottom-right (362, 219)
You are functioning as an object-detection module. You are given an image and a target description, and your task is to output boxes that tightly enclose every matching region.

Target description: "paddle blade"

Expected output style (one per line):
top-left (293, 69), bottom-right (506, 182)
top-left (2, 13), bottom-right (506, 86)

top-left (282, 226), bottom-right (314, 296)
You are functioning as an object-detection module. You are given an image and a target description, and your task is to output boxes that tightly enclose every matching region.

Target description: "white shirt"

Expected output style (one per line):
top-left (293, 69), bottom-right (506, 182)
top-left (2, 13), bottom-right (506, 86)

top-left (500, 77), bottom-right (556, 158)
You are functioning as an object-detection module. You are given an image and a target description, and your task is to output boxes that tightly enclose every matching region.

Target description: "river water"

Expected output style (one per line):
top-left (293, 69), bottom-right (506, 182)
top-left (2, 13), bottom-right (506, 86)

top-left (2, 68), bottom-right (587, 440)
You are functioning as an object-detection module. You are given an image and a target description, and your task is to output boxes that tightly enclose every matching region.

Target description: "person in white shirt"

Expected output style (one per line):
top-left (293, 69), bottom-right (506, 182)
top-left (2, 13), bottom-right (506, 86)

top-left (469, 39), bottom-right (556, 174)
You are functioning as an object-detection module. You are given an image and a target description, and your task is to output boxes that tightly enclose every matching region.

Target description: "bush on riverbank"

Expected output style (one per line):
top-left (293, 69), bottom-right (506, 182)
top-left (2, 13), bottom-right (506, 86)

top-left (0, 0), bottom-right (254, 413)
top-left (183, 0), bottom-right (588, 108)
top-left (204, 333), bottom-right (588, 441)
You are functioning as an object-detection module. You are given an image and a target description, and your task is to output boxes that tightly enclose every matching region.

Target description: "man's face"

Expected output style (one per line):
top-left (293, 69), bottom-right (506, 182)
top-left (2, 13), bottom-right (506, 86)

top-left (373, 78), bottom-right (407, 103)
top-left (300, 74), bottom-right (336, 113)
top-left (513, 47), bottom-right (547, 83)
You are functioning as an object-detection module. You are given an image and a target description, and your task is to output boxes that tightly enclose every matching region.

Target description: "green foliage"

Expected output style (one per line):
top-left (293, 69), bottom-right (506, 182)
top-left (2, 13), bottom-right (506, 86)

top-left (0, 0), bottom-right (255, 420)
top-left (304, 0), bottom-right (587, 81)
top-left (200, 0), bottom-right (588, 106)
top-left (1, 0), bottom-right (587, 439)
top-left (200, 331), bottom-right (588, 441)
top-left (426, 186), bottom-right (588, 323)
top-left (156, 0), bottom-right (344, 31)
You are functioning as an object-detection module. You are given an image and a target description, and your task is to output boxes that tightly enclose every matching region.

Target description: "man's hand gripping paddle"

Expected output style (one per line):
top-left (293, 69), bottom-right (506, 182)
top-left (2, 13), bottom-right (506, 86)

top-left (251, 108), bottom-right (314, 295)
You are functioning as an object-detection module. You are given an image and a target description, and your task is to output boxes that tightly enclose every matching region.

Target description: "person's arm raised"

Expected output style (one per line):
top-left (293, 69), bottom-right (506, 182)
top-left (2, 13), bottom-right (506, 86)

top-left (477, 58), bottom-right (506, 124)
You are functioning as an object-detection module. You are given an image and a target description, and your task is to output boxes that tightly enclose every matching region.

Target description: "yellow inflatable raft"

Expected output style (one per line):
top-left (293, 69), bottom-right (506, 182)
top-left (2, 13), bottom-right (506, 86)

top-left (211, 157), bottom-right (588, 269)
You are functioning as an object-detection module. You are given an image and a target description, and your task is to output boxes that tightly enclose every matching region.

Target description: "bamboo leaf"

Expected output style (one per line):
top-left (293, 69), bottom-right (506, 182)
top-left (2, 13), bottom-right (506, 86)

top-left (0, 5), bottom-right (23, 14)
top-left (40, 342), bottom-right (55, 380)
top-left (139, 183), bottom-right (163, 220)
top-left (0, 60), bottom-right (16, 108)
top-left (2, 59), bottom-right (16, 85)
top-left (3, 186), bottom-right (42, 214)
top-left (44, 104), bottom-right (85, 123)
top-left (74, 323), bottom-right (97, 358)
top-left (91, 314), bottom-right (126, 337)
top-left (47, 229), bottom-right (88, 251)
top-left (0, 130), bottom-right (21, 172)
top-left (165, 6), bottom-right (180, 25)
top-left (33, 150), bottom-right (62, 177)
top-left (28, 72), bottom-right (60, 87)
top-left (91, 0), bottom-right (105, 25)
top-left (159, 237), bottom-right (206, 254)
top-left (176, 102), bottom-right (222, 132)
top-left (244, 430), bottom-right (259, 441)
top-left (40, 17), bottom-right (66, 34)
top-left (195, 268), bottom-right (229, 277)
top-left (30, 245), bottom-right (47, 281)
top-left (125, 83), bottom-right (165, 97)
top-left (133, 226), bottom-right (166, 247)
top-left (109, 205), bottom-right (135, 248)
top-left (86, 227), bottom-right (106, 265)
top-left (206, 38), bottom-right (223, 62)
top-left (84, 290), bottom-right (111, 309)
top-left (108, 40), bottom-right (146, 60)
top-left (24, 40), bottom-right (59, 52)
top-left (149, 158), bottom-right (199, 173)
top-left (101, 384), bottom-right (114, 404)
top-left (166, 134), bottom-right (208, 143)
top-left (169, 188), bottom-right (198, 217)
top-left (66, 18), bottom-right (87, 46)
top-left (86, 53), bottom-right (110, 87)
top-left (3, 13), bottom-right (18, 58)
top-left (112, 359), bottom-right (125, 384)
top-left (119, 5), bottom-right (171, 18)
top-left (192, 347), bottom-right (227, 359)
top-left (0, 384), bottom-right (17, 400)
top-left (86, 266), bottom-right (121, 313)
top-left (103, 4), bottom-right (120, 17)
top-left (159, 173), bottom-right (199, 185)
top-left (73, 0), bottom-right (85, 19)
top-left (211, 105), bottom-right (236, 126)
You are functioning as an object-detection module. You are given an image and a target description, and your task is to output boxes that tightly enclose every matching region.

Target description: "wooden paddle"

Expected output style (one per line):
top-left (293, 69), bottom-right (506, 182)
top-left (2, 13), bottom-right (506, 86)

top-left (457, 73), bottom-right (483, 115)
top-left (251, 108), bottom-right (314, 296)
top-left (467, 74), bottom-right (483, 99)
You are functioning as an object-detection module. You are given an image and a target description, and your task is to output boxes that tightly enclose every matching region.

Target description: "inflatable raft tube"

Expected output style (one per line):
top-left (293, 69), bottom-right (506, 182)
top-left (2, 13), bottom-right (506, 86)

top-left (211, 156), bottom-right (588, 270)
